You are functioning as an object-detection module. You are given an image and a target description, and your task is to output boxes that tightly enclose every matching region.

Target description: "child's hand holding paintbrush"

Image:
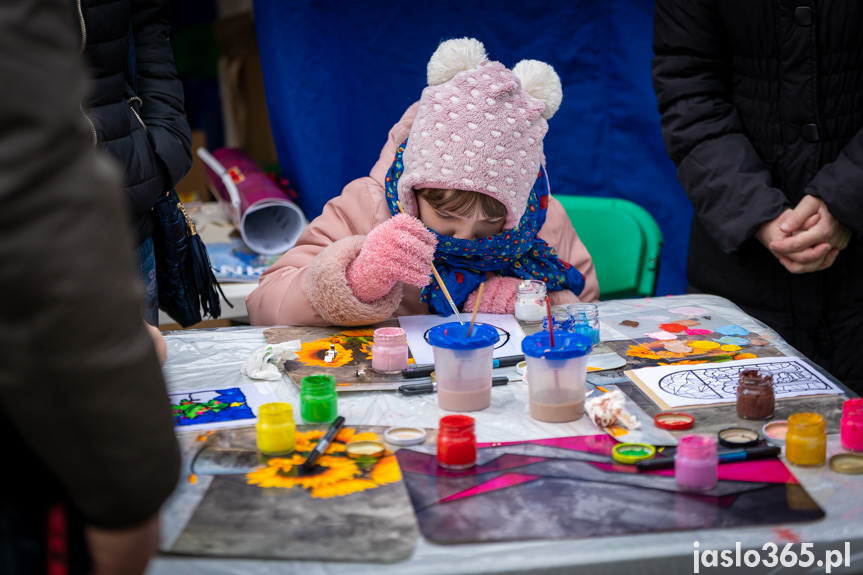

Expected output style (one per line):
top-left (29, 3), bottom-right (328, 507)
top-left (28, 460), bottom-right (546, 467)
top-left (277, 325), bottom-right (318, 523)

top-left (345, 213), bottom-right (439, 304)
top-left (394, 200), bottom-right (464, 323)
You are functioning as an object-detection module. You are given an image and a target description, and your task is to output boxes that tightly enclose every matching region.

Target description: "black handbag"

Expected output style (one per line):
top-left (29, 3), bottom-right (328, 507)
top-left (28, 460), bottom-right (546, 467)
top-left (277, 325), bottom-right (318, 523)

top-left (153, 190), bottom-right (230, 327)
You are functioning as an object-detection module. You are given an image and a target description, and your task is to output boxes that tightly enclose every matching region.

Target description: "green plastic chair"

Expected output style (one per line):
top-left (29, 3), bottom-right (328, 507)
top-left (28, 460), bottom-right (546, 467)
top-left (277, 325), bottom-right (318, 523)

top-left (555, 195), bottom-right (663, 300)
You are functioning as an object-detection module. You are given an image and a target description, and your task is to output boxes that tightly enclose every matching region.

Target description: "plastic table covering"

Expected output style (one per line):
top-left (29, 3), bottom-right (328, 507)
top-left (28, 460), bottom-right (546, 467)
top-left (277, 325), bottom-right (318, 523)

top-left (147, 295), bottom-right (863, 575)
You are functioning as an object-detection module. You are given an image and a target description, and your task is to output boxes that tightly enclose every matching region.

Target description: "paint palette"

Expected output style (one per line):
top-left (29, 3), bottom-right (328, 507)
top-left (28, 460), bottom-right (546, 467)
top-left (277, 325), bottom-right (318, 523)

top-left (602, 307), bottom-right (783, 369)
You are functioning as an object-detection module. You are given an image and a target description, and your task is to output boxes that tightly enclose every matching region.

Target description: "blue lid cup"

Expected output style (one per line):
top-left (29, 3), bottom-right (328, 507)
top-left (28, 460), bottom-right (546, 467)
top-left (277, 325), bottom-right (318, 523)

top-left (521, 331), bottom-right (592, 423)
top-left (429, 322), bottom-right (500, 412)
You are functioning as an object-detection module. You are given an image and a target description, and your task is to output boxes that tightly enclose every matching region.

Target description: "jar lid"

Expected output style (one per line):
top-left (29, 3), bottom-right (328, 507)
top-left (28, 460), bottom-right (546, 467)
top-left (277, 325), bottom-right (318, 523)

top-left (829, 453), bottom-right (863, 475)
top-left (654, 412), bottom-right (694, 430)
top-left (521, 330), bottom-right (592, 359)
top-left (762, 420), bottom-right (788, 446)
top-left (718, 427), bottom-right (760, 448)
top-left (428, 322), bottom-right (499, 350)
top-left (612, 443), bottom-right (656, 464)
top-left (384, 426), bottom-right (428, 446)
top-left (345, 440), bottom-right (386, 461)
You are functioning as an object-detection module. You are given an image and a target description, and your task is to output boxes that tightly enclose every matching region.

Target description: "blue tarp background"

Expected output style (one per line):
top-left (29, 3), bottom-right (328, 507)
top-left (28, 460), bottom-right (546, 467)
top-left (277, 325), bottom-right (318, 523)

top-left (253, 0), bottom-right (691, 296)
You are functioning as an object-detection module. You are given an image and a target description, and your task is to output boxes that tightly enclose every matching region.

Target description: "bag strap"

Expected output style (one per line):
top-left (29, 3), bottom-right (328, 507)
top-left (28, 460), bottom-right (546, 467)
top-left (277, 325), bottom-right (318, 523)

top-left (125, 23), bottom-right (138, 95)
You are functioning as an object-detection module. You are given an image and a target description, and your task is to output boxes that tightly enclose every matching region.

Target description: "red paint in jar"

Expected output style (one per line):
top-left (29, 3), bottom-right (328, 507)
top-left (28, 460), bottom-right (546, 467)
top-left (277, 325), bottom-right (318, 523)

top-left (841, 398), bottom-right (863, 451)
top-left (436, 415), bottom-right (477, 469)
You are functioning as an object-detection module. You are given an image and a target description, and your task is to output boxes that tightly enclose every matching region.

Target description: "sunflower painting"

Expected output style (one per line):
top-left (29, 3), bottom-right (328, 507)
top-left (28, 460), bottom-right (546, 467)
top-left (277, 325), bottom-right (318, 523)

top-left (246, 429), bottom-right (401, 499)
top-left (263, 322), bottom-right (412, 391)
top-left (166, 424), bottom-right (421, 563)
top-left (294, 340), bottom-right (354, 368)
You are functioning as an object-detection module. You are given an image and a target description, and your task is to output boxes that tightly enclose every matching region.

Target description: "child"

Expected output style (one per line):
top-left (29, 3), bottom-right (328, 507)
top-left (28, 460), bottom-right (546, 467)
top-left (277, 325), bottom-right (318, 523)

top-left (248, 38), bottom-right (598, 327)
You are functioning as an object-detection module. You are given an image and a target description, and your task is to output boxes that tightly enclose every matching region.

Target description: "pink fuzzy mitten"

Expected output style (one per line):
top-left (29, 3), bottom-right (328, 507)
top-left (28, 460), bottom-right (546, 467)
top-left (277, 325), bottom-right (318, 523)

top-left (463, 276), bottom-right (524, 314)
top-left (347, 214), bottom-right (438, 303)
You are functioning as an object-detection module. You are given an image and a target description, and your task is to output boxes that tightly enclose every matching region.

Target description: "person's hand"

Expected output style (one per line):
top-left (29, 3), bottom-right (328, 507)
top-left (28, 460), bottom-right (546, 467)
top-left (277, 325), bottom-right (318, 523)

top-left (346, 214), bottom-right (438, 302)
top-left (755, 210), bottom-right (832, 273)
top-left (145, 323), bottom-right (167, 366)
top-left (85, 514), bottom-right (160, 575)
top-left (769, 196), bottom-right (850, 273)
top-left (462, 276), bottom-right (524, 314)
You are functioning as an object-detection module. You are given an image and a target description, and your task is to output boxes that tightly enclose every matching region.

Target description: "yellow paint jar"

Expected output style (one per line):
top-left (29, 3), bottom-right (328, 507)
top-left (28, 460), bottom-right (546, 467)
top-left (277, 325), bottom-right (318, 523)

top-left (785, 412), bottom-right (826, 467)
top-left (256, 403), bottom-right (296, 456)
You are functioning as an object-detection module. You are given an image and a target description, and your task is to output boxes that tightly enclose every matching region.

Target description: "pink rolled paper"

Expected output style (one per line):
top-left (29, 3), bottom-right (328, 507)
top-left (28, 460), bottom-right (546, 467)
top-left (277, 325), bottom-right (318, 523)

top-left (200, 147), bottom-right (306, 255)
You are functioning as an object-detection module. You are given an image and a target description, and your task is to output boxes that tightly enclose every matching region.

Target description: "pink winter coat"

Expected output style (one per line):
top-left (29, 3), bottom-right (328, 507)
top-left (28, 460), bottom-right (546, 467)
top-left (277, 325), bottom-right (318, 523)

top-left (247, 104), bottom-right (599, 327)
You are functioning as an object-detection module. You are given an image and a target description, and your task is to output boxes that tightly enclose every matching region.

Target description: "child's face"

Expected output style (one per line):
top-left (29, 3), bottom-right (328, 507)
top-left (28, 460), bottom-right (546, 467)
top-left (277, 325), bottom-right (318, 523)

top-left (416, 189), bottom-right (506, 240)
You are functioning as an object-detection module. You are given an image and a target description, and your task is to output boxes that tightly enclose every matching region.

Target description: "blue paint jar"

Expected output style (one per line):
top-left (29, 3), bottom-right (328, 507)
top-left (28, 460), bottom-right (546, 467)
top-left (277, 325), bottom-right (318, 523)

top-left (566, 303), bottom-right (600, 346)
top-left (542, 311), bottom-right (573, 332)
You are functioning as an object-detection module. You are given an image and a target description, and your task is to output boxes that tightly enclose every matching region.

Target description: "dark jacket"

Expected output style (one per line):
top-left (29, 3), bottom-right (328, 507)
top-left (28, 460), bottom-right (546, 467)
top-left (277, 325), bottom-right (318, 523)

top-left (652, 0), bottom-right (863, 388)
top-left (78, 0), bottom-right (192, 245)
top-left (0, 0), bottom-right (180, 546)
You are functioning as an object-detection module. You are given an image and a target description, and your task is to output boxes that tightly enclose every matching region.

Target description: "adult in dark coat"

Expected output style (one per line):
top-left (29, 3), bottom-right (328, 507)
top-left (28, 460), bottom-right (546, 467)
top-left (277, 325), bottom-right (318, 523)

top-left (78, 0), bottom-right (193, 325)
top-left (0, 1), bottom-right (180, 573)
top-left (652, 0), bottom-right (863, 392)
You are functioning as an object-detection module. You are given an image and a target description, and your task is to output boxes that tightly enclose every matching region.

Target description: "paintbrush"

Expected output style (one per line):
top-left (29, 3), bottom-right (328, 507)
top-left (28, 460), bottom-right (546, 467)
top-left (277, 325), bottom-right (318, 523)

top-left (545, 297), bottom-right (561, 392)
top-left (467, 282), bottom-right (485, 337)
top-left (299, 416), bottom-right (345, 474)
top-left (396, 200), bottom-right (464, 324)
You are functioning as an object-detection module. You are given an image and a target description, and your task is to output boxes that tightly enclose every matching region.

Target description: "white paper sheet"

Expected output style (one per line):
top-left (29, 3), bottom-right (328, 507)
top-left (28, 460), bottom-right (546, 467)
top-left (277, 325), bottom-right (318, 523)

top-left (398, 313), bottom-right (526, 365)
top-left (628, 356), bottom-right (844, 408)
top-left (169, 382), bottom-right (278, 432)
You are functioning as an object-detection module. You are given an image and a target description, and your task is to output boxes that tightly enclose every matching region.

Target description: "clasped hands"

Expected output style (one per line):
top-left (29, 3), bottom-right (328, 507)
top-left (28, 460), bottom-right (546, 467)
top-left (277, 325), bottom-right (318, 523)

top-left (755, 195), bottom-right (851, 274)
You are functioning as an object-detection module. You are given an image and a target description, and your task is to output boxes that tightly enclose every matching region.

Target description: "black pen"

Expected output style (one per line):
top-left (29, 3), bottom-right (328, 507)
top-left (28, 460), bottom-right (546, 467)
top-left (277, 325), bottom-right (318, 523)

top-left (635, 445), bottom-right (781, 471)
top-left (402, 354), bottom-right (525, 379)
top-left (300, 416), bottom-right (345, 473)
top-left (399, 376), bottom-right (509, 396)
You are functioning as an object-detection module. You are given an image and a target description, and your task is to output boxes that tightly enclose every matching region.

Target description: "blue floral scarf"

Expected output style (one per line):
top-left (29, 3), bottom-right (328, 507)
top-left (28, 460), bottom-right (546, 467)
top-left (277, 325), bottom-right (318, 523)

top-left (385, 140), bottom-right (585, 316)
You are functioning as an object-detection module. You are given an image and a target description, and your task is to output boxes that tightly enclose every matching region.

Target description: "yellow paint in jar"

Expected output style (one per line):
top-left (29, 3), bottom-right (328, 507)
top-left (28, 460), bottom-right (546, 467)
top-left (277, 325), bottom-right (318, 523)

top-left (256, 403), bottom-right (296, 456)
top-left (785, 412), bottom-right (826, 467)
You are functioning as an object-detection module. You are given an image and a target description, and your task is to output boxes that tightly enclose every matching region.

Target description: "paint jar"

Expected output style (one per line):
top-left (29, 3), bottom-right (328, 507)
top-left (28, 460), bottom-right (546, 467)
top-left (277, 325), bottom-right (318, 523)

top-left (429, 322), bottom-right (499, 412)
top-left (841, 399), bottom-right (863, 451)
top-left (541, 311), bottom-right (573, 333)
top-left (786, 412), bottom-right (827, 467)
top-left (566, 303), bottom-right (600, 346)
top-left (300, 374), bottom-right (338, 424)
top-left (436, 414), bottom-right (477, 469)
top-left (256, 403), bottom-right (296, 456)
top-left (736, 369), bottom-right (775, 420)
top-left (675, 435), bottom-right (718, 492)
top-left (514, 280), bottom-right (547, 323)
top-left (371, 327), bottom-right (409, 372)
top-left (522, 330), bottom-right (592, 423)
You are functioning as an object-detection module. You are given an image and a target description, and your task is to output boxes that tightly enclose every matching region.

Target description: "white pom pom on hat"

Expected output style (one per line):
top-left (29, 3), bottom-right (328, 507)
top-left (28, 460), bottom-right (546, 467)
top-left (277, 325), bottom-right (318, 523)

top-left (427, 38), bottom-right (488, 86)
top-left (402, 38), bottom-right (562, 229)
top-left (512, 60), bottom-right (563, 119)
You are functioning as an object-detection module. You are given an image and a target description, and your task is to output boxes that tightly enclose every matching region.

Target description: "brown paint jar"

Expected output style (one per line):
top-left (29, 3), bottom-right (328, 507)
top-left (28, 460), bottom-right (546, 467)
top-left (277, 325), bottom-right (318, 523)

top-left (736, 369), bottom-right (775, 420)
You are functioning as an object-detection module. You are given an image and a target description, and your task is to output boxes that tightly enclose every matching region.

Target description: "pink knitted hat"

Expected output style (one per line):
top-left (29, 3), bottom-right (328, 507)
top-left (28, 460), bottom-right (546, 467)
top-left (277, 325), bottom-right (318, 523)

top-left (398, 38), bottom-right (563, 230)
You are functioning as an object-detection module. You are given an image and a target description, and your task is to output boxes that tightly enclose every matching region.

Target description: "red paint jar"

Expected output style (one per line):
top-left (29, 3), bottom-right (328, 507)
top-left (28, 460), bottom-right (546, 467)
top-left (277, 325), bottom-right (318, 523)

top-left (436, 415), bottom-right (477, 469)
top-left (841, 398), bottom-right (863, 451)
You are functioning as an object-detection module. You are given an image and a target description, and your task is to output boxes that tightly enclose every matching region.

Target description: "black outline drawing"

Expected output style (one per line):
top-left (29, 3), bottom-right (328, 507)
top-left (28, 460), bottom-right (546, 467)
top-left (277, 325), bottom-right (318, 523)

top-left (658, 361), bottom-right (835, 401)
